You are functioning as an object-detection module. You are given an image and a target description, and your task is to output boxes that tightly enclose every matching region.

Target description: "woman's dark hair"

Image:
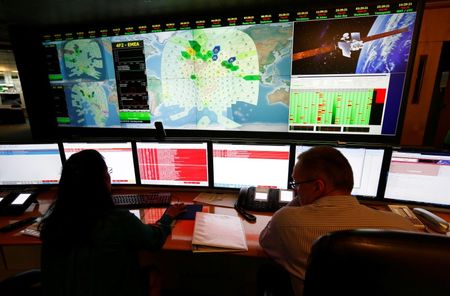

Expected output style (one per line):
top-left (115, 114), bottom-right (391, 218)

top-left (40, 149), bottom-right (114, 246)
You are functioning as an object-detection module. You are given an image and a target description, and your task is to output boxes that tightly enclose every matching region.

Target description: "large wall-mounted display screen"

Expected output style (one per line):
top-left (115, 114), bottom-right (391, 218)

top-left (41, 1), bottom-right (420, 139)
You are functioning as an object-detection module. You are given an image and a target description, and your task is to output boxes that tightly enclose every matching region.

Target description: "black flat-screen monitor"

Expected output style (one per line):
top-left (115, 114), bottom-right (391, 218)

top-left (213, 143), bottom-right (290, 189)
top-left (30, 1), bottom-right (421, 142)
top-left (136, 142), bottom-right (209, 187)
top-left (0, 143), bottom-right (62, 185)
top-left (62, 142), bottom-right (136, 184)
top-left (384, 150), bottom-right (450, 207)
top-left (295, 145), bottom-right (385, 198)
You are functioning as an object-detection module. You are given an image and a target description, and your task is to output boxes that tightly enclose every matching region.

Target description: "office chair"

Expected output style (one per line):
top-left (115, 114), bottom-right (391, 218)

top-left (303, 229), bottom-right (450, 296)
top-left (0, 269), bottom-right (41, 296)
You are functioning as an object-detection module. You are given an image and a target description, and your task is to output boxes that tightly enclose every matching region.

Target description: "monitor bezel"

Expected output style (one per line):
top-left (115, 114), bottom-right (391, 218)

top-left (61, 140), bottom-right (138, 186)
top-left (135, 140), bottom-right (211, 189)
top-left (211, 139), bottom-right (293, 190)
top-left (380, 147), bottom-right (450, 210)
top-left (0, 141), bottom-right (63, 189)
top-left (292, 141), bottom-right (389, 200)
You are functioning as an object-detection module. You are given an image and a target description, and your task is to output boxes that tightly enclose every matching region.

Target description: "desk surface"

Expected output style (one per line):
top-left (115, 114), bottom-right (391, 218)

top-left (2, 188), bottom-right (450, 257)
top-left (0, 188), bottom-right (270, 257)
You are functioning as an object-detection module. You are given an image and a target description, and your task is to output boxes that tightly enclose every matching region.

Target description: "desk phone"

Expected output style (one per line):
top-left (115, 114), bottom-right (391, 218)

top-left (388, 204), bottom-right (425, 230)
top-left (237, 187), bottom-right (293, 212)
top-left (0, 192), bottom-right (36, 215)
top-left (389, 204), bottom-right (450, 234)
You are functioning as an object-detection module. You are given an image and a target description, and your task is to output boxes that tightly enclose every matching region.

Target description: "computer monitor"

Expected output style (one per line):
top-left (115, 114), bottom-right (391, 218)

top-left (213, 143), bottom-right (290, 189)
top-left (0, 143), bottom-right (62, 185)
top-left (135, 142), bottom-right (208, 187)
top-left (31, 1), bottom-right (421, 142)
top-left (62, 142), bottom-right (136, 184)
top-left (295, 145), bottom-right (385, 198)
top-left (384, 150), bottom-right (450, 206)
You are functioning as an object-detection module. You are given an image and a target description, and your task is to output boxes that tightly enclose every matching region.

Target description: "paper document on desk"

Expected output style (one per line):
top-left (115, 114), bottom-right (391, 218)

top-left (193, 193), bottom-right (237, 208)
top-left (20, 221), bottom-right (40, 238)
top-left (192, 212), bottom-right (248, 253)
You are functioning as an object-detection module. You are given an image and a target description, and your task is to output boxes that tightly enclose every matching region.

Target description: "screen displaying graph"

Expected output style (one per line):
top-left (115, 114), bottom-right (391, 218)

top-left (289, 88), bottom-right (385, 126)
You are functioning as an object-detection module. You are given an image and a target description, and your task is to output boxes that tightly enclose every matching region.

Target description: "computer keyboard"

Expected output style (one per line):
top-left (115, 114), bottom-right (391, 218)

top-left (112, 192), bottom-right (172, 208)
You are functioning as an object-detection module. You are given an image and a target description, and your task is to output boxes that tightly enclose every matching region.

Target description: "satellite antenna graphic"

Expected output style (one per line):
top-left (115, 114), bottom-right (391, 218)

top-left (292, 27), bottom-right (409, 61)
top-left (338, 32), bottom-right (363, 58)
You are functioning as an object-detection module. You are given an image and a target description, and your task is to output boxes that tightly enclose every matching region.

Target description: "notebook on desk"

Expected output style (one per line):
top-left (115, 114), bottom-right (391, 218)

top-left (192, 212), bottom-right (248, 253)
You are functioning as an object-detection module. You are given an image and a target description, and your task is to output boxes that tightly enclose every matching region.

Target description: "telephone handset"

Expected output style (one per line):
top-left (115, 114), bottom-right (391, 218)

top-left (237, 186), bottom-right (293, 212)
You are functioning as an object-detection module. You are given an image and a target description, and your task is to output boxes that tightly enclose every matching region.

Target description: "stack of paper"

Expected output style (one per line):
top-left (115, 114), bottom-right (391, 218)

top-left (193, 193), bottom-right (237, 208)
top-left (192, 212), bottom-right (248, 253)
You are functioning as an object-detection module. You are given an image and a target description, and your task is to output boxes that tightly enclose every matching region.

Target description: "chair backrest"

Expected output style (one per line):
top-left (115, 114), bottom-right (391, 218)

top-left (445, 130), bottom-right (450, 147)
top-left (303, 229), bottom-right (450, 296)
top-left (0, 269), bottom-right (41, 296)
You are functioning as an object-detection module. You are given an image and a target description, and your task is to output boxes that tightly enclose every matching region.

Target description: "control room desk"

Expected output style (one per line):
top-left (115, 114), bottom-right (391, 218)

top-left (2, 188), bottom-right (450, 295)
top-left (0, 188), bottom-right (273, 295)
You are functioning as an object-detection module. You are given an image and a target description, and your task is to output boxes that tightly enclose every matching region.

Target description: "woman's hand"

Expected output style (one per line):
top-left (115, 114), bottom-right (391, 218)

top-left (165, 203), bottom-right (187, 219)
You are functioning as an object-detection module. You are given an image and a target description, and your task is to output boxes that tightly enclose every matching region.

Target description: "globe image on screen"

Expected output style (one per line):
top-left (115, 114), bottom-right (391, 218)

top-left (356, 13), bottom-right (416, 74)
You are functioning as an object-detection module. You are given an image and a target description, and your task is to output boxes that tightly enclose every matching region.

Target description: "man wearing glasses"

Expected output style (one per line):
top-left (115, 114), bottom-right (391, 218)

top-left (259, 146), bottom-right (416, 296)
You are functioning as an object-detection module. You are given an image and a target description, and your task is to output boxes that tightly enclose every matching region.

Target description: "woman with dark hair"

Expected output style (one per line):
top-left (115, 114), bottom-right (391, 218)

top-left (39, 149), bottom-right (186, 296)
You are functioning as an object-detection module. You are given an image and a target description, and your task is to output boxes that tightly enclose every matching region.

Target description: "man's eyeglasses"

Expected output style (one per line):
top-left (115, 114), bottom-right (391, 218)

top-left (289, 179), bottom-right (316, 189)
top-left (108, 167), bottom-right (113, 174)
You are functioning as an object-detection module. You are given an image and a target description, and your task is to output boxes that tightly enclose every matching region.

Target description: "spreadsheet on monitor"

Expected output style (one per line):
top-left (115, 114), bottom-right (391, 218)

top-left (295, 146), bottom-right (384, 198)
top-left (136, 142), bottom-right (209, 187)
top-left (63, 142), bottom-right (136, 185)
top-left (384, 151), bottom-right (450, 206)
top-left (0, 143), bottom-right (62, 185)
top-left (213, 143), bottom-right (290, 189)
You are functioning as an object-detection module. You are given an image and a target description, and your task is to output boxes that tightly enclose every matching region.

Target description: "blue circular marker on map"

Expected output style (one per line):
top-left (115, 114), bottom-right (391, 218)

top-left (213, 45), bottom-right (220, 54)
top-left (212, 55), bottom-right (218, 61)
top-left (228, 57), bottom-right (236, 63)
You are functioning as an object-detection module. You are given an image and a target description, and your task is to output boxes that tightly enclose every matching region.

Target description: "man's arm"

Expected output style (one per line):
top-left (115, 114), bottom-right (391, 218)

top-left (259, 216), bottom-right (285, 265)
top-left (259, 209), bottom-right (309, 282)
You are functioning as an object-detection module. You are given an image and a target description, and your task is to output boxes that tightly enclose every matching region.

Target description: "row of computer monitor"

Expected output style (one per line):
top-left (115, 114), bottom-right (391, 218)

top-left (1, 141), bottom-right (450, 208)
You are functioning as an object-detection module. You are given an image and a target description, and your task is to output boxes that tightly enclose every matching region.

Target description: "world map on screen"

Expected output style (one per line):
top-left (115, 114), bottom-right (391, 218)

top-left (61, 39), bottom-right (120, 127)
top-left (52, 23), bottom-right (293, 130)
top-left (112, 23), bottom-right (293, 130)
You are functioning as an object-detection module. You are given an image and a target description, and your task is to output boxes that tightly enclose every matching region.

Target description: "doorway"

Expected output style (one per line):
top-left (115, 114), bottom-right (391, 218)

top-left (424, 41), bottom-right (450, 148)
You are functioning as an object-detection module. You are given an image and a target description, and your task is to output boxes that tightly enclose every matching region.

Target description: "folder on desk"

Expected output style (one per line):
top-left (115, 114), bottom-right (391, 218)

top-left (192, 212), bottom-right (248, 253)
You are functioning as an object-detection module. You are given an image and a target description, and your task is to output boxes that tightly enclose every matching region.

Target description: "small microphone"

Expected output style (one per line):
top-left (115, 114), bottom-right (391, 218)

top-left (154, 121), bottom-right (166, 140)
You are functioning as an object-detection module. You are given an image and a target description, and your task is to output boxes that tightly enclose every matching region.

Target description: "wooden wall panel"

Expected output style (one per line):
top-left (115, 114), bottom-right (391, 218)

top-left (400, 5), bottom-right (450, 145)
top-left (401, 42), bottom-right (442, 145)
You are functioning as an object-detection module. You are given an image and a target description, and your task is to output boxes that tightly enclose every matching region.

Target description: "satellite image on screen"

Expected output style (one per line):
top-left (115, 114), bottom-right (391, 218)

top-left (291, 13), bottom-right (416, 75)
top-left (56, 39), bottom-right (121, 127)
